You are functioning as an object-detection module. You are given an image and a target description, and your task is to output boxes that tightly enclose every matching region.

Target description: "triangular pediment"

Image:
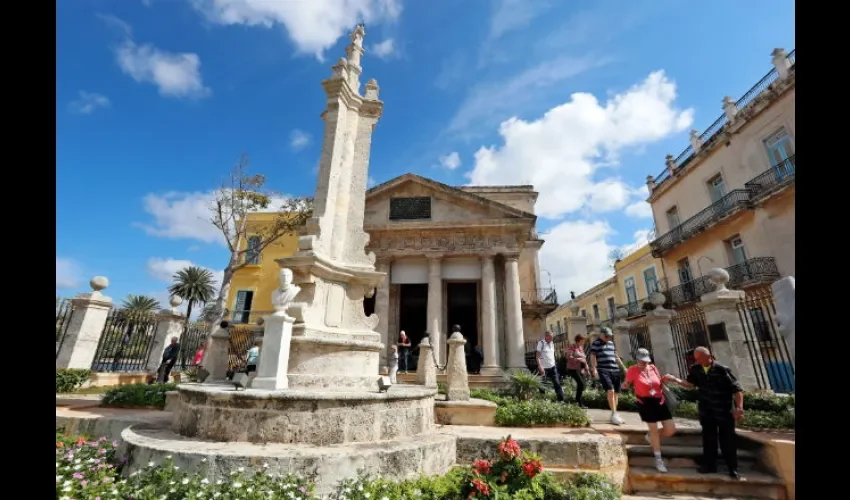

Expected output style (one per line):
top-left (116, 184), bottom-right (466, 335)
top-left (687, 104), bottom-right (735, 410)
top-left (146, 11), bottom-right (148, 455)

top-left (365, 174), bottom-right (535, 226)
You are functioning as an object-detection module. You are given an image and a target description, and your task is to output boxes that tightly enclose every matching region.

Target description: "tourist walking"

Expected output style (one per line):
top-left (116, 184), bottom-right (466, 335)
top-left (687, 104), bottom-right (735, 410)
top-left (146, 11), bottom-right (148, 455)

top-left (388, 345), bottom-right (399, 383)
top-left (668, 346), bottom-right (744, 479)
top-left (192, 340), bottom-right (206, 367)
top-left (398, 330), bottom-right (412, 373)
top-left (565, 333), bottom-right (589, 408)
top-left (622, 348), bottom-right (677, 473)
top-left (536, 331), bottom-right (566, 402)
top-left (589, 327), bottom-right (628, 425)
top-left (244, 341), bottom-right (260, 374)
top-left (157, 336), bottom-right (181, 383)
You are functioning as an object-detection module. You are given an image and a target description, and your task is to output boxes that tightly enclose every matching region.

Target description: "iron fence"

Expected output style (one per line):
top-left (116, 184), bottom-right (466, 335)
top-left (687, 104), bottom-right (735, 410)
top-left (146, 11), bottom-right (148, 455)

top-left (670, 306), bottom-right (709, 379)
top-left (787, 49), bottom-right (795, 66)
top-left (56, 298), bottom-right (75, 359)
top-left (736, 288), bottom-right (795, 393)
top-left (91, 310), bottom-right (159, 372)
top-left (745, 156), bottom-right (796, 199)
top-left (627, 323), bottom-right (653, 361)
top-left (665, 257), bottom-right (780, 308)
top-left (177, 321), bottom-right (211, 370)
top-left (520, 288), bottom-right (558, 305)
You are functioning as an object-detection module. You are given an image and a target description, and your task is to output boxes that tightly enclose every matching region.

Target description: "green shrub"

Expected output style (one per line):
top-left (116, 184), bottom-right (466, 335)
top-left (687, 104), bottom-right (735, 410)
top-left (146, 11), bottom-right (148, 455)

top-left (674, 401), bottom-right (795, 430)
top-left (506, 371), bottom-right (544, 401)
top-left (100, 382), bottom-right (177, 409)
top-left (581, 389), bottom-right (639, 412)
top-left (667, 386), bottom-right (794, 412)
top-left (56, 369), bottom-right (91, 393)
top-left (495, 399), bottom-right (590, 427)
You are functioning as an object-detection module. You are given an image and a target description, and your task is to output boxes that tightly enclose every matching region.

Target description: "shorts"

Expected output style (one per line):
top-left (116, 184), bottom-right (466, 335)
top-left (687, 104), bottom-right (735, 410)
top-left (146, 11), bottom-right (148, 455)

top-left (637, 397), bottom-right (674, 423)
top-left (598, 370), bottom-right (621, 393)
top-left (246, 364), bottom-right (257, 373)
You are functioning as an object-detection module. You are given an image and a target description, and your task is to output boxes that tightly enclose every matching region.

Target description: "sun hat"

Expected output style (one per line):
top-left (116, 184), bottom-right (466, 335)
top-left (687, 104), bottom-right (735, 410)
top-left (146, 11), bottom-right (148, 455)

top-left (635, 348), bottom-right (652, 363)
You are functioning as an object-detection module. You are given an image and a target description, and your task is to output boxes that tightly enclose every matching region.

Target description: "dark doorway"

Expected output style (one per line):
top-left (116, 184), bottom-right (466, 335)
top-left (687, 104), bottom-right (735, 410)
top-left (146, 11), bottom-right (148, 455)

top-left (446, 282), bottom-right (479, 351)
top-left (363, 288), bottom-right (376, 317)
top-left (399, 284), bottom-right (428, 370)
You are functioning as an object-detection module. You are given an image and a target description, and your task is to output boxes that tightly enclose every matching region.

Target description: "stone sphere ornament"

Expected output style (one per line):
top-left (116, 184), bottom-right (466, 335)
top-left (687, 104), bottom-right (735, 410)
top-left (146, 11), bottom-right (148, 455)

top-left (615, 306), bottom-right (629, 319)
top-left (706, 267), bottom-right (731, 291)
top-left (169, 296), bottom-right (183, 308)
top-left (649, 292), bottom-right (667, 307)
top-left (90, 276), bottom-right (109, 291)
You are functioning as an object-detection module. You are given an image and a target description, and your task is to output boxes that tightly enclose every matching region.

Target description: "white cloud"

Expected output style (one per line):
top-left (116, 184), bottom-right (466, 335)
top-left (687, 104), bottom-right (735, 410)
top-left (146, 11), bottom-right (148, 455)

top-left (189, 0), bottom-right (402, 61)
top-left (115, 39), bottom-right (211, 99)
top-left (290, 129), bottom-right (310, 150)
top-left (56, 257), bottom-right (83, 290)
top-left (624, 184), bottom-right (652, 218)
top-left (439, 152), bottom-right (462, 170)
top-left (367, 176), bottom-right (377, 187)
top-left (447, 55), bottom-right (606, 137)
top-left (138, 190), bottom-right (292, 244)
top-left (468, 71), bottom-right (693, 219)
top-left (370, 38), bottom-right (396, 59)
top-left (539, 220), bottom-right (615, 296)
top-left (147, 257), bottom-right (224, 290)
top-left (488, 0), bottom-right (550, 40)
top-left (68, 91), bottom-right (111, 114)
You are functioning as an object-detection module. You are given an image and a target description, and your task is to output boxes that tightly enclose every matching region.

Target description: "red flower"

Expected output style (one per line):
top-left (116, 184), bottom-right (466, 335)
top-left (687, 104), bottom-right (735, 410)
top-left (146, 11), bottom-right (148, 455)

top-left (521, 458), bottom-right (543, 478)
top-left (471, 478), bottom-right (490, 497)
top-left (56, 442), bottom-right (64, 448)
top-left (497, 437), bottom-right (521, 460)
top-left (472, 459), bottom-right (491, 475)
top-left (499, 471), bottom-right (508, 484)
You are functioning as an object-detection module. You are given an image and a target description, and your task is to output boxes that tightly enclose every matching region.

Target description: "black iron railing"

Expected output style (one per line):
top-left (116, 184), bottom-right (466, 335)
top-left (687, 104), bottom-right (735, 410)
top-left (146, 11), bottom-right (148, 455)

top-left (666, 257), bottom-right (781, 308)
top-left (90, 310), bottom-right (159, 372)
top-left (520, 288), bottom-right (558, 306)
top-left (177, 321), bottom-right (211, 370)
top-left (652, 49), bottom-right (794, 187)
top-left (650, 189), bottom-right (750, 256)
top-left (745, 156), bottom-right (796, 199)
top-left (56, 298), bottom-right (75, 359)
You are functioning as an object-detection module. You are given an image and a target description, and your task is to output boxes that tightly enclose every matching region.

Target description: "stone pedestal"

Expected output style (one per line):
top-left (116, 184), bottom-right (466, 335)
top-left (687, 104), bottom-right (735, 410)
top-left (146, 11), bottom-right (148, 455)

top-left (446, 332), bottom-right (470, 401)
top-left (201, 327), bottom-right (231, 382)
top-left (252, 314), bottom-right (294, 390)
top-left (771, 277), bottom-right (795, 365)
top-left (56, 277), bottom-right (114, 370)
top-left (568, 317), bottom-right (588, 339)
top-left (700, 288), bottom-right (760, 390)
top-left (644, 308), bottom-right (678, 377)
top-left (146, 311), bottom-right (185, 372)
top-left (416, 337), bottom-right (438, 388)
top-left (613, 319), bottom-right (632, 363)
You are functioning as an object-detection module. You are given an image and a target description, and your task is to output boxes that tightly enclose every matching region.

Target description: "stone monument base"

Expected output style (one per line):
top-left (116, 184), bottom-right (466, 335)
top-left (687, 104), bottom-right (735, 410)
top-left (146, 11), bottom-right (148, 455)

top-left (434, 396), bottom-right (497, 426)
top-left (121, 424), bottom-right (456, 495)
top-left (171, 383), bottom-right (437, 445)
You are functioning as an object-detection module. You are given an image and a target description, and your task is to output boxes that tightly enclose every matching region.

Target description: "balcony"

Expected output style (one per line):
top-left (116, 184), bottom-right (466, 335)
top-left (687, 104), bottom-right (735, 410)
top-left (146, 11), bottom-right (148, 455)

top-left (665, 257), bottom-right (781, 308)
top-left (229, 309), bottom-right (274, 325)
top-left (650, 157), bottom-right (796, 257)
top-left (650, 190), bottom-right (751, 257)
top-left (521, 288), bottom-right (559, 316)
top-left (616, 297), bottom-right (659, 319)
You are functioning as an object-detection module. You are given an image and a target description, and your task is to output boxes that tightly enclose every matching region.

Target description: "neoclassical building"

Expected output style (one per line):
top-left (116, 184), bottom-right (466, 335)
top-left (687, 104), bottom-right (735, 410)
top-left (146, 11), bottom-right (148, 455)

top-left (226, 173), bottom-right (558, 373)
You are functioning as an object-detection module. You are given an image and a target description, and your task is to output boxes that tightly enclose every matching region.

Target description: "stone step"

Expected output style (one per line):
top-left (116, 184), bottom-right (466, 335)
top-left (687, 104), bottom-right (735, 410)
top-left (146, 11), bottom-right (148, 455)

top-left (627, 445), bottom-right (759, 471)
top-left (627, 445), bottom-right (758, 461)
top-left (628, 467), bottom-right (785, 500)
top-left (619, 430), bottom-right (705, 447)
top-left (629, 456), bottom-right (758, 471)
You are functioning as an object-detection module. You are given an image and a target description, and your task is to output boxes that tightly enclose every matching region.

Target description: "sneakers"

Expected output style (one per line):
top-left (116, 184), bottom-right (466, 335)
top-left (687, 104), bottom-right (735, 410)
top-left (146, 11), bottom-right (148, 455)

top-left (609, 412), bottom-right (624, 425)
top-left (654, 458), bottom-right (668, 473)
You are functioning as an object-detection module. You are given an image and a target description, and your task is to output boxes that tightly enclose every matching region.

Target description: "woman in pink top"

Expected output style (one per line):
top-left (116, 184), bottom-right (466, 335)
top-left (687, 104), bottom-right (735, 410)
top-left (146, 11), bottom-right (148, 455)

top-left (621, 348), bottom-right (678, 473)
top-left (192, 340), bottom-right (206, 367)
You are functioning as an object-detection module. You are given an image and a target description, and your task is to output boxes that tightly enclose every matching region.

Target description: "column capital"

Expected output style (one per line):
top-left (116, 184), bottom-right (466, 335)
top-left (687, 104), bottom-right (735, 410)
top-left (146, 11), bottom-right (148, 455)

top-left (478, 251), bottom-right (496, 261)
top-left (425, 252), bottom-right (444, 262)
top-left (503, 253), bottom-right (520, 262)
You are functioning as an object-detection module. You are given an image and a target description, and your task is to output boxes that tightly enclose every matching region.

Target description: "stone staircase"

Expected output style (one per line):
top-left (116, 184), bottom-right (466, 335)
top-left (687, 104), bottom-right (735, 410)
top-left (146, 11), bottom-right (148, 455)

top-left (619, 428), bottom-right (787, 499)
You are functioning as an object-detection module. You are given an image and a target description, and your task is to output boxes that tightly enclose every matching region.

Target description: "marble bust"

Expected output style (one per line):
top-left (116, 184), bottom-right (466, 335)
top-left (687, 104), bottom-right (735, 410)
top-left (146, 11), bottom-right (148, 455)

top-left (271, 268), bottom-right (300, 316)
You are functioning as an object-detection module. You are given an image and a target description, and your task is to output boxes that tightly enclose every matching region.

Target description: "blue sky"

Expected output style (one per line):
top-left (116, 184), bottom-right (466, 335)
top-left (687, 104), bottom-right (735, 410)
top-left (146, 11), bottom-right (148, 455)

top-left (56, 0), bottom-right (795, 307)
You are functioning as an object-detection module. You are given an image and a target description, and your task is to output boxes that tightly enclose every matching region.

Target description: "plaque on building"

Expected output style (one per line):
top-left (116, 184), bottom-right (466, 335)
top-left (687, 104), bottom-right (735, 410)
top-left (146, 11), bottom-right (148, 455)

top-left (389, 197), bottom-right (432, 220)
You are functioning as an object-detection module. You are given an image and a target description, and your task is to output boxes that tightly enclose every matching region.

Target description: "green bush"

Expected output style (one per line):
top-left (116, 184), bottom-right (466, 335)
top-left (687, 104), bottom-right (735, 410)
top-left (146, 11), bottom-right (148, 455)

top-left (495, 399), bottom-right (591, 427)
top-left (667, 386), bottom-right (794, 412)
top-left (56, 369), bottom-right (91, 393)
top-left (674, 402), bottom-right (795, 430)
top-left (100, 382), bottom-right (177, 409)
top-left (505, 371), bottom-right (544, 401)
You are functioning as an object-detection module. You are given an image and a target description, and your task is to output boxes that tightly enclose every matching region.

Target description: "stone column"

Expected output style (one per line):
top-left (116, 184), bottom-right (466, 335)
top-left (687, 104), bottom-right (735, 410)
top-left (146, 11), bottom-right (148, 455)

top-left (446, 330), bottom-right (470, 401)
top-left (253, 313), bottom-right (295, 390)
top-left (771, 276), bottom-right (795, 365)
top-left (700, 269), bottom-right (760, 390)
top-left (415, 337), bottom-right (437, 388)
top-left (504, 254), bottom-right (526, 369)
top-left (427, 255), bottom-right (444, 365)
top-left (479, 254), bottom-right (500, 374)
top-left (613, 307), bottom-right (633, 363)
top-left (374, 259), bottom-right (392, 371)
top-left (568, 305), bottom-right (588, 340)
top-left (644, 308), bottom-right (678, 378)
top-left (56, 277), bottom-right (114, 370)
top-left (146, 298), bottom-right (186, 372)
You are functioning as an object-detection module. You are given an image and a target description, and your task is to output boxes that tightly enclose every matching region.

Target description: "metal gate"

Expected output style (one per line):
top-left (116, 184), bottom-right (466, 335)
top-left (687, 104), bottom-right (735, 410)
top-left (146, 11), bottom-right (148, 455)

top-left (177, 321), bottom-right (211, 370)
top-left (627, 323), bottom-right (653, 361)
top-left (736, 288), bottom-right (795, 393)
top-left (56, 298), bottom-right (75, 359)
top-left (90, 310), bottom-right (158, 372)
top-left (228, 324), bottom-right (257, 371)
top-left (670, 306), bottom-right (710, 378)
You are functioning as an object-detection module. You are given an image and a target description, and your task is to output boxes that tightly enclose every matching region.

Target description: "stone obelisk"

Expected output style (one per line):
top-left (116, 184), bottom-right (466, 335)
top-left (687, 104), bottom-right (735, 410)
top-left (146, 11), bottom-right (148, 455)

top-left (277, 24), bottom-right (387, 391)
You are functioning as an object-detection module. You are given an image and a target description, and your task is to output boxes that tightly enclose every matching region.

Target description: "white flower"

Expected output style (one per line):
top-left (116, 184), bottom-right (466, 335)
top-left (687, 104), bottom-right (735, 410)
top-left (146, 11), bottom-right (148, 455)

top-left (182, 478), bottom-right (190, 485)
top-left (148, 461), bottom-right (155, 467)
top-left (73, 464), bottom-right (82, 470)
top-left (169, 489), bottom-right (176, 493)
top-left (247, 487), bottom-right (254, 493)
top-left (233, 482), bottom-right (243, 488)
top-left (166, 455), bottom-right (173, 459)
top-left (169, 481), bottom-right (176, 486)
top-left (263, 463), bottom-right (269, 468)
top-left (216, 479), bottom-right (223, 485)
top-left (381, 497), bottom-right (390, 500)
top-left (201, 458), bottom-right (208, 463)
top-left (238, 467), bottom-right (245, 472)
top-left (56, 463), bottom-right (60, 468)
top-left (63, 481), bottom-right (72, 487)
top-left (63, 486), bottom-right (71, 492)
top-left (365, 494), bottom-right (371, 499)
top-left (174, 466), bottom-right (180, 470)
top-left (74, 458), bottom-right (81, 464)
top-left (201, 478), bottom-right (209, 484)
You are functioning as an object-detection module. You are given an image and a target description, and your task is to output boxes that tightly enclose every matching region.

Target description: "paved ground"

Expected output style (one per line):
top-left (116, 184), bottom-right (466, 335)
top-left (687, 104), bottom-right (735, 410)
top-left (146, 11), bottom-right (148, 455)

top-left (623, 495), bottom-right (752, 500)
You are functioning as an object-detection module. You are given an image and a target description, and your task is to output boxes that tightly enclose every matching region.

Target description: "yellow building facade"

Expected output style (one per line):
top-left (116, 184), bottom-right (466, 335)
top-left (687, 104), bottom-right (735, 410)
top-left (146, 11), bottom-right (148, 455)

top-left (646, 48), bottom-right (795, 308)
top-left (545, 275), bottom-right (618, 334)
top-left (613, 244), bottom-right (668, 318)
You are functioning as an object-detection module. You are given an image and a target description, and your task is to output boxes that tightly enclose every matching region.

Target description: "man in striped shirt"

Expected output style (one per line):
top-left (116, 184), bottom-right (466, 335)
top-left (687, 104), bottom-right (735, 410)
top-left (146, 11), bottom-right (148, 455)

top-left (589, 327), bottom-right (628, 425)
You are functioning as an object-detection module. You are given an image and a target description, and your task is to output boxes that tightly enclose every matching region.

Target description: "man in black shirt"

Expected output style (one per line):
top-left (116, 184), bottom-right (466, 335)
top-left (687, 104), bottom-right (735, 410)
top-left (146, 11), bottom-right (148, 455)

top-left (668, 346), bottom-right (744, 479)
top-left (157, 336), bottom-right (181, 383)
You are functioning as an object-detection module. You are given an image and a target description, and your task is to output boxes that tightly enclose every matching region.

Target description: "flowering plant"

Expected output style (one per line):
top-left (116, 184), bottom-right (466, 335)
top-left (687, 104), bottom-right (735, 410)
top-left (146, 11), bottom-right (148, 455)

top-left (461, 436), bottom-right (548, 499)
top-left (56, 434), bottom-right (122, 500)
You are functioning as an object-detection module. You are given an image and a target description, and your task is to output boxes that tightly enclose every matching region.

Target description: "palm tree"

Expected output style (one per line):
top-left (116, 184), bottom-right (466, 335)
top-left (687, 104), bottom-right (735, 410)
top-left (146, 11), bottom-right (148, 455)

top-left (120, 294), bottom-right (161, 314)
top-left (168, 266), bottom-right (216, 323)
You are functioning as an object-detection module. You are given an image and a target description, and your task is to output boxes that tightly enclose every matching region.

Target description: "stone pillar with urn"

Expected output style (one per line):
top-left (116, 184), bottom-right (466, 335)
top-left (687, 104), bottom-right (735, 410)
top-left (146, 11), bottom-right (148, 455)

top-left (445, 326), bottom-right (470, 401)
top-left (56, 276), bottom-right (114, 370)
top-left (416, 336), bottom-right (438, 388)
top-left (567, 304), bottom-right (588, 340)
top-left (643, 293), bottom-right (678, 378)
top-left (613, 307), bottom-right (633, 363)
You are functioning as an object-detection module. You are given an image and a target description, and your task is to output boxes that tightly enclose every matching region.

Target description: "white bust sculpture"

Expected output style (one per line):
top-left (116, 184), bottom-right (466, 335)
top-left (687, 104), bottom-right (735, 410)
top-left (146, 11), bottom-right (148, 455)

top-left (271, 268), bottom-right (300, 316)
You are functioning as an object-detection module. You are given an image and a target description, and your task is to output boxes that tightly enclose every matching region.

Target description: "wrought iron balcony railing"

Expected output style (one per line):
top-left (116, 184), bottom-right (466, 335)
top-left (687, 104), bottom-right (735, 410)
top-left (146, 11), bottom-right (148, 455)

top-left (745, 156), bottom-right (796, 200)
top-left (665, 257), bottom-right (781, 308)
top-left (521, 288), bottom-right (558, 306)
top-left (650, 190), bottom-right (751, 256)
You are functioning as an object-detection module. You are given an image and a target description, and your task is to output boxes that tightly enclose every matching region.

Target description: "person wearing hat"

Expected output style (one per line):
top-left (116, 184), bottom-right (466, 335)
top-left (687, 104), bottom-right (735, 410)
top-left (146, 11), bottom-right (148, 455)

top-left (589, 327), bottom-right (628, 425)
top-left (622, 348), bottom-right (677, 473)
